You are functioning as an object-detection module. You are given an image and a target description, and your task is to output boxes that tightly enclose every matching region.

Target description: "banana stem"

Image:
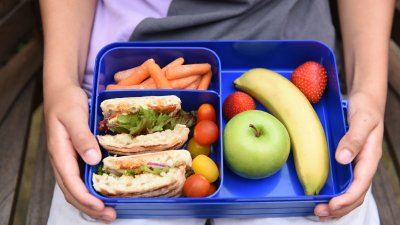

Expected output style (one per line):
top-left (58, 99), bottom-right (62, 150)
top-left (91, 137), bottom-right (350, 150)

top-left (249, 124), bottom-right (261, 137)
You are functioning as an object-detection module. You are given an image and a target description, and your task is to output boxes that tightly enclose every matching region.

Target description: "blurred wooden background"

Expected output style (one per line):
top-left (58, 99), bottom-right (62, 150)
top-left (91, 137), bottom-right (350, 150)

top-left (0, 0), bottom-right (399, 225)
top-left (0, 0), bottom-right (52, 225)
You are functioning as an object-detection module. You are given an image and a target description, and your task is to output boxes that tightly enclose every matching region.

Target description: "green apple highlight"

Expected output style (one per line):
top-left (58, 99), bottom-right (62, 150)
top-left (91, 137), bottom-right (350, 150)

top-left (223, 110), bottom-right (290, 179)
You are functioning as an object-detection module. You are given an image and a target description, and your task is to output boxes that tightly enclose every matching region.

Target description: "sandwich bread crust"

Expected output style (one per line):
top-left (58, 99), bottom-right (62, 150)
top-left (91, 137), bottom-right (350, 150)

top-left (97, 124), bottom-right (190, 155)
top-left (101, 95), bottom-right (182, 118)
top-left (103, 149), bottom-right (192, 170)
top-left (93, 167), bottom-right (186, 197)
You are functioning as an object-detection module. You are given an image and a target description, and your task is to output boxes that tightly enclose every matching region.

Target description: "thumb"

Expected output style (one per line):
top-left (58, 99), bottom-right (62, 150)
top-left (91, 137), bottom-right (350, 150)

top-left (61, 106), bottom-right (102, 165)
top-left (335, 111), bottom-right (377, 165)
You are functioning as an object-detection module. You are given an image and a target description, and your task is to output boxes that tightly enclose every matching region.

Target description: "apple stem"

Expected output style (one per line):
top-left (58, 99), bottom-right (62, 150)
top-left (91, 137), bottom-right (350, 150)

top-left (249, 124), bottom-right (261, 137)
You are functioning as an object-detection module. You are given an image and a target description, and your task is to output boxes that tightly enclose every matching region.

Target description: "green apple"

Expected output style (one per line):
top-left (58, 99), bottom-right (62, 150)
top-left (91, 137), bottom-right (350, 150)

top-left (223, 110), bottom-right (290, 179)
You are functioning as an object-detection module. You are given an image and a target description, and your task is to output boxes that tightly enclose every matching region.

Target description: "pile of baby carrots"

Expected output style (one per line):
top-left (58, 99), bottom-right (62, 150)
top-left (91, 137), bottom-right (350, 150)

top-left (106, 57), bottom-right (212, 90)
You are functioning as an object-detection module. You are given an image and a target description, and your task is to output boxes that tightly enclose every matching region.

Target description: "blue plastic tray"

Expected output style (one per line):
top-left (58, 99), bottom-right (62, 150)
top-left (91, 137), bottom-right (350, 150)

top-left (85, 40), bottom-right (352, 218)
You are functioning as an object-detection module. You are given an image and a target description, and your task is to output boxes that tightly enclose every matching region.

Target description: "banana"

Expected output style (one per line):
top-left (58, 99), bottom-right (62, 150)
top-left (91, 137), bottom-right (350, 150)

top-left (234, 68), bottom-right (329, 195)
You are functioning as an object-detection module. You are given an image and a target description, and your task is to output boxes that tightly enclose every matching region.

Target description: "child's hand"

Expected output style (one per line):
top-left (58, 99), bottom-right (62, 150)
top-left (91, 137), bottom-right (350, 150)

top-left (314, 91), bottom-right (384, 221)
top-left (44, 85), bottom-right (116, 223)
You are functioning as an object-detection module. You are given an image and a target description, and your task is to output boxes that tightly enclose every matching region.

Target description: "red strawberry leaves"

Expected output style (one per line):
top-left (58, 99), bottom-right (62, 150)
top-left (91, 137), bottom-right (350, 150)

top-left (291, 61), bottom-right (328, 104)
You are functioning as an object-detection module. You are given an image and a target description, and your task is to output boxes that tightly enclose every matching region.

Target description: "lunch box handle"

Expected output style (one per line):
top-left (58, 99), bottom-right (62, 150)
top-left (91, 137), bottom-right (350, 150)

top-left (341, 100), bottom-right (349, 132)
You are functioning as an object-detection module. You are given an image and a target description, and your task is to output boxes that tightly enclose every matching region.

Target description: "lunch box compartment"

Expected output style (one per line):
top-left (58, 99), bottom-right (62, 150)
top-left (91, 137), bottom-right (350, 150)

top-left (89, 90), bottom-right (223, 200)
top-left (92, 46), bottom-right (221, 95)
top-left (86, 41), bottom-right (352, 218)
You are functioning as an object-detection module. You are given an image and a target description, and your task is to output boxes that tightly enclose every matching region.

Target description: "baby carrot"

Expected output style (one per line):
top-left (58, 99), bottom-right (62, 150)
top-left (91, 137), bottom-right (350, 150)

top-left (198, 70), bottom-right (212, 90)
top-left (147, 59), bottom-right (171, 88)
top-left (165, 63), bottom-right (211, 80)
top-left (169, 75), bottom-right (201, 89)
top-left (184, 78), bottom-right (201, 89)
top-left (161, 57), bottom-right (184, 72)
top-left (106, 84), bottom-right (149, 90)
top-left (117, 60), bottom-right (150, 86)
top-left (140, 77), bottom-right (155, 86)
top-left (114, 66), bottom-right (138, 82)
top-left (140, 80), bottom-right (156, 89)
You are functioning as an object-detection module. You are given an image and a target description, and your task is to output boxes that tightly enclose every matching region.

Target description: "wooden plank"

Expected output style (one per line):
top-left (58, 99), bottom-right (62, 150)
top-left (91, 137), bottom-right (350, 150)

top-left (397, 0), bottom-right (400, 11)
top-left (389, 41), bottom-right (400, 95)
top-left (11, 78), bottom-right (43, 225)
top-left (25, 115), bottom-right (55, 225)
top-left (371, 37), bottom-right (400, 224)
top-left (372, 140), bottom-right (400, 225)
top-left (0, 36), bottom-right (43, 124)
top-left (384, 87), bottom-right (400, 174)
top-left (0, 0), bottom-right (20, 18)
top-left (386, 41), bottom-right (400, 174)
top-left (0, 80), bottom-right (38, 225)
top-left (392, 6), bottom-right (400, 46)
top-left (0, 0), bottom-right (39, 65)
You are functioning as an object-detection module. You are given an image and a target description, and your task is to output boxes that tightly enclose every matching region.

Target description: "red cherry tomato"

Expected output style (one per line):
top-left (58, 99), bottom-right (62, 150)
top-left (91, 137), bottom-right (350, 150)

top-left (194, 120), bottom-right (219, 145)
top-left (183, 174), bottom-right (211, 197)
top-left (197, 103), bottom-right (217, 123)
top-left (207, 183), bottom-right (217, 196)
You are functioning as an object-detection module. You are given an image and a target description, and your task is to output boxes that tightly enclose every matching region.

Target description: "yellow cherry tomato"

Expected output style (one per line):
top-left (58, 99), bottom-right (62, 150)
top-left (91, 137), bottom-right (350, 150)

top-left (192, 155), bottom-right (219, 183)
top-left (187, 137), bottom-right (211, 158)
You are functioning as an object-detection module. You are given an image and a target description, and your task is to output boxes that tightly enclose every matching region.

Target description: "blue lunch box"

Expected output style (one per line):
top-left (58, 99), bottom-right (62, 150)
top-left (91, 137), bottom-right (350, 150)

top-left (85, 40), bottom-right (352, 218)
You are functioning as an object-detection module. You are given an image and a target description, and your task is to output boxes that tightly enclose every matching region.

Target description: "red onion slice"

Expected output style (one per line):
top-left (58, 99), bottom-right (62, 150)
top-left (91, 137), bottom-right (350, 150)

top-left (147, 162), bottom-right (167, 168)
top-left (108, 169), bottom-right (122, 176)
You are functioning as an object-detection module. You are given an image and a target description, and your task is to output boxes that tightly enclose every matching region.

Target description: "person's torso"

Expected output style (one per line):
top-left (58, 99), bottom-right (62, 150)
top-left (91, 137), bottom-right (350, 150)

top-left (83, 0), bottom-right (335, 96)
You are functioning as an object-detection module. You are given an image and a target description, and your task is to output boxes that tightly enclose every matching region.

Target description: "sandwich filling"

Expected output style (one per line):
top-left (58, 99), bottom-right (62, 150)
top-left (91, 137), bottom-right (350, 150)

top-left (97, 163), bottom-right (171, 177)
top-left (96, 150), bottom-right (191, 178)
top-left (99, 107), bottom-right (196, 136)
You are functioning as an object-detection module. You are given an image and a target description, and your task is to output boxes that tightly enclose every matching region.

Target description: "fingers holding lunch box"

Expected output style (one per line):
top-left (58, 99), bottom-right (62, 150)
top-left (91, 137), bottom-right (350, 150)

top-left (44, 88), bottom-right (115, 221)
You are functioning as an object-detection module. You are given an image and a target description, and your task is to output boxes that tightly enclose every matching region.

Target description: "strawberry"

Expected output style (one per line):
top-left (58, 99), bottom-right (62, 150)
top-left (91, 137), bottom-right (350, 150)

top-left (223, 91), bottom-right (256, 120)
top-left (290, 61), bottom-right (328, 104)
